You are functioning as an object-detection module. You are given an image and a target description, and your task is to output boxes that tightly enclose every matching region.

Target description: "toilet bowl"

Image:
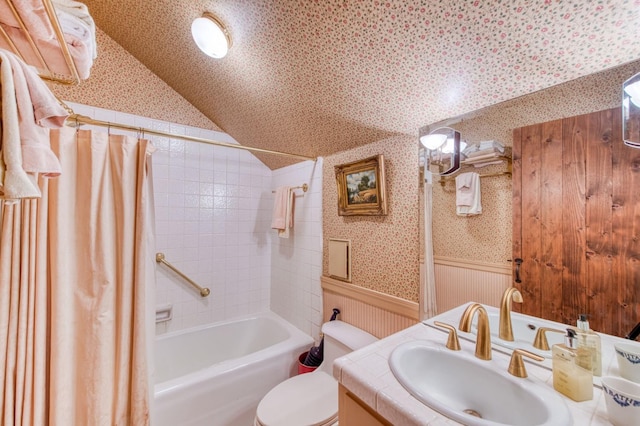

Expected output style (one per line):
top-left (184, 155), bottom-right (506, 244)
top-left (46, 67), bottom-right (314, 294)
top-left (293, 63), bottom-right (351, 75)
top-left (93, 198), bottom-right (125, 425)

top-left (254, 320), bottom-right (378, 426)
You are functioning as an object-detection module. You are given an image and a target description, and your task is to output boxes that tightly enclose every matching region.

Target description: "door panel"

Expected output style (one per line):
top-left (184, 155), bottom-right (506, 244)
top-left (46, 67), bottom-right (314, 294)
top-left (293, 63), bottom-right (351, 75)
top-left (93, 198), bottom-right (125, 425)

top-left (513, 108), bottom-right (639, 337)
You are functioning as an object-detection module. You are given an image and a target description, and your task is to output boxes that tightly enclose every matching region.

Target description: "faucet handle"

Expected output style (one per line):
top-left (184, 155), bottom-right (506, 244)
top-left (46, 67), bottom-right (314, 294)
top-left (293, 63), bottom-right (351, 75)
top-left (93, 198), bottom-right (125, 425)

top-left (434, 321), bottom-right (461, 351)
top-left (532, 327), bottom-right (565, 351)
top-left (508, 349), bottom-right (544, 378)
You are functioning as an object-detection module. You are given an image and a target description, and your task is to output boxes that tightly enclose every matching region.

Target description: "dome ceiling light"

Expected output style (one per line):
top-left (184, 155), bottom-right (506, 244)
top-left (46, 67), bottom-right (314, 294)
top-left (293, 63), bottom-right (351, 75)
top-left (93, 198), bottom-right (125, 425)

top-left (191, 12), bottom-right (232, 59)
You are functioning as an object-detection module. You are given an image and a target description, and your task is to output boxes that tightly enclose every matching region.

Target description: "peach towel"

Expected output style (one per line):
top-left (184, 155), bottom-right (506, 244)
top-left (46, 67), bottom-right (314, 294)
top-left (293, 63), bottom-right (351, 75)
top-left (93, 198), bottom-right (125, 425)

top-left (0, 23), bottom-right (93, 80)
top-left (271, 186), bottom-right (295, 238)
top-left (0, 0), bottom-right (56, 40)
top-left (0, 0), bottom-right (96, 80)
top-left (0, 49), bottom-right (68, 201)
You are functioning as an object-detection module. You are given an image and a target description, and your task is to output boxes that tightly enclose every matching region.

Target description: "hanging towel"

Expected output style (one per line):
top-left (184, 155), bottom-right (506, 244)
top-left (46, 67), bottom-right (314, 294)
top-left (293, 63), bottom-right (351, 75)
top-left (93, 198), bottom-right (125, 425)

top-left (0, 49), bottom-right (68, 201)
top-left (53, 0), bottom-right (98, 60)
top-left (271, 186), bottom-right (295, 238)
top-left (456, 172), bottom-right (482, 216)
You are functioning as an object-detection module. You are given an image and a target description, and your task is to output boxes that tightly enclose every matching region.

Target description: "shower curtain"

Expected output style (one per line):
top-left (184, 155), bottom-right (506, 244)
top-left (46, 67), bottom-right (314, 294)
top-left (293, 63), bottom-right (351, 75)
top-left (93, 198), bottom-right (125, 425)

top-left (423, 181), bottom-right (437, 318)
top-left (0, 127), bottom-right (155, 425)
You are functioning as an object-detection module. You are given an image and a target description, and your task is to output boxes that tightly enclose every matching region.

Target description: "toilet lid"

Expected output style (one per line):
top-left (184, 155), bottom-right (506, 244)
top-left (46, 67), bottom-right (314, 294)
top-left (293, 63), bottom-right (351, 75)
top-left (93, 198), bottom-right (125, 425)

top-left (256, 371), bottom-right (338, 426)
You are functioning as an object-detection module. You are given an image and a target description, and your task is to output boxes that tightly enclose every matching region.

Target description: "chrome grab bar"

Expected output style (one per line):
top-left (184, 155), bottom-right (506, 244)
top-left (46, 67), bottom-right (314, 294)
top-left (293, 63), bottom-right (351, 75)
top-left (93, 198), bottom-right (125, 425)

top-left (155, 253), bottom-right (210, 297)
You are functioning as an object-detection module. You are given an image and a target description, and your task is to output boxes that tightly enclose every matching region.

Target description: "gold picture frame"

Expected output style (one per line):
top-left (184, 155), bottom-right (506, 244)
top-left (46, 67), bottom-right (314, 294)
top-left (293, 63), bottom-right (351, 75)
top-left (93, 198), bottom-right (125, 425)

top-left (335, 155), bottom-right (387, 216)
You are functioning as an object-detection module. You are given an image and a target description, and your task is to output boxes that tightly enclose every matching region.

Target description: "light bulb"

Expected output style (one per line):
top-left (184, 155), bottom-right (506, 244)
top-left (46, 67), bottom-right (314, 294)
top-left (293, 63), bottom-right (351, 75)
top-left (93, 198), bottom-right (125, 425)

top-left (192, 15), bottom-right (229, 59)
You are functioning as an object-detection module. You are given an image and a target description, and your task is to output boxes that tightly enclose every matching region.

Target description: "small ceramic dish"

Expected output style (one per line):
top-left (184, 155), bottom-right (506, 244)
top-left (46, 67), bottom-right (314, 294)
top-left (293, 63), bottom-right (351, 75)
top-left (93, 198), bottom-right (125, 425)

top-left (614, 342), bottom-right (640, 383)
top-left (601, 376), bottom-right (640, 426)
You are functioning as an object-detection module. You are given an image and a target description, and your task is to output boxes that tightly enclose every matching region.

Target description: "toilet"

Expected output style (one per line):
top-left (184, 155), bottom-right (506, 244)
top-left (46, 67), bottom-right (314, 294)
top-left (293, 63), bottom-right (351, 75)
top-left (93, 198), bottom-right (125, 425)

top-left (254, 320), bottom-right (378, 426)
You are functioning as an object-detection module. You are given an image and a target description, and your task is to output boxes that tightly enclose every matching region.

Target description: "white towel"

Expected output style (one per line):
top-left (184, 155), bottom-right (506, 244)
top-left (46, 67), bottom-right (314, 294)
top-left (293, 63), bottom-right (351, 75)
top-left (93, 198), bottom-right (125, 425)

top-left (52, 0), bottom-right (97, 58)
top-left (456, 172), bottom-right (482, 216)
top-left (56, 9), bottom-right (97, 60)
top-left (473, 160), bottom-right (504, 168)
top-left (271, 186), bottom-right (295, 238)
top-left (478, 140), bottom-right (505, 153)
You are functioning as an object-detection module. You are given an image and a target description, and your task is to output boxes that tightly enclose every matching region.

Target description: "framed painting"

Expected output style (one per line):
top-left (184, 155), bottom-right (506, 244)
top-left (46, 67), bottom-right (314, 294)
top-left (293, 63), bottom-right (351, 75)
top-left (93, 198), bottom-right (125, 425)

top-left (334, 154), bottom-right (387, 216)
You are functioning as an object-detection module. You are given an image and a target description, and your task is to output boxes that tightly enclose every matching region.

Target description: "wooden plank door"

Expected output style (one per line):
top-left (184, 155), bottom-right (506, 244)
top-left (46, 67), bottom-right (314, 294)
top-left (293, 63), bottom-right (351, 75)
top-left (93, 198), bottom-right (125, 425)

top-left (513, 108), bottom-right (640, 337)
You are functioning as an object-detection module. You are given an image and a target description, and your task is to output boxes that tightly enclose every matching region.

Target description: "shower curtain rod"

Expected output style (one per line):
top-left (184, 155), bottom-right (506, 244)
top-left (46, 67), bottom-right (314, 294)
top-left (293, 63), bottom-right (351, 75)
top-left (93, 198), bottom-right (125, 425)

top-left (65, 114), bottom-right (317, 162)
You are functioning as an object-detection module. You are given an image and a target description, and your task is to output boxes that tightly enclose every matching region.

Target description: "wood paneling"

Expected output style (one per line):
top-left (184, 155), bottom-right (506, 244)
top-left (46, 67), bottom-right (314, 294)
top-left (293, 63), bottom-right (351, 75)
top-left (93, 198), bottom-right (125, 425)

top-left (519, 122), bottom-right (543, 317)
top-left (512, 127), bottom-right (523, 313)
top-left (514, 108), bottom-right (640, 336)
top-left (541, 119), bottom-right (564, 323)
top-left (562, 113), bottom-right (587, 325)
top-left (612, 108), bottom-right (640, 337)
top-left (434, 258), bottom-right (511, 313)
top-left (321, 276), bottom-right (419, 339)
top-left (586, 110), bottom-right (613, 332)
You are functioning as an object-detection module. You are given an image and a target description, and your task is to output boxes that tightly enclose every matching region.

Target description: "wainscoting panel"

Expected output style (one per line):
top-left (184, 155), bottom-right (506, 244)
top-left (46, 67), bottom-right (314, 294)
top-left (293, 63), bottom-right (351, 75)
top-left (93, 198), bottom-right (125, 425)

top-left (321, 276), bottom-right (419, 339)
top-left (434, 256), bottom-right (512, 313)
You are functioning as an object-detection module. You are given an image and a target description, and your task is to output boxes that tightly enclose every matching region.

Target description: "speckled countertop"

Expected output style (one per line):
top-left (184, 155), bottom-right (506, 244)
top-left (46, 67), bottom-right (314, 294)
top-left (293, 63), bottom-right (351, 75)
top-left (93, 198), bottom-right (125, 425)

top-left (333, 303), bottom-right (628, 425)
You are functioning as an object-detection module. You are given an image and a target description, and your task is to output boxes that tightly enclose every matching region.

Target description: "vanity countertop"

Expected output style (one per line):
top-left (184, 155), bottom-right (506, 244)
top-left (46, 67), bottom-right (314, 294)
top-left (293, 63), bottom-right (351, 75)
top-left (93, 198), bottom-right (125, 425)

top-left (333, 303), bottom-right (622, 425)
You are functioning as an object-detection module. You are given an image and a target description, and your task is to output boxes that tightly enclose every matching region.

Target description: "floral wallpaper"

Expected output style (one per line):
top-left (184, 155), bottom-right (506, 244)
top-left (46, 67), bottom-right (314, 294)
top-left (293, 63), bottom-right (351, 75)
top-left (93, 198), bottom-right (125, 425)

top-left (323, 135), bottom-right (420, 302)
top-left (432, 59), bottom-right (640, 265)
top-left (50, 29), bottom-right (222, 132)
top-left (82, 0), bottom-right (640, 169)
top-left (321, 59), bottom-right (640, 304)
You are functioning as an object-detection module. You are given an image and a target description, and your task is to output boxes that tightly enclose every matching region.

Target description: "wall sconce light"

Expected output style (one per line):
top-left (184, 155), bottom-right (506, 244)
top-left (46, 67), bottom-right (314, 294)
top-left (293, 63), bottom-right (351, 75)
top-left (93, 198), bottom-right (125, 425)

top-left (419, 126), bottom-right (465, 176)
top-left (623, 72), bottom-right (640, 148)
top-left (191, 12), bottom-right (232, 59)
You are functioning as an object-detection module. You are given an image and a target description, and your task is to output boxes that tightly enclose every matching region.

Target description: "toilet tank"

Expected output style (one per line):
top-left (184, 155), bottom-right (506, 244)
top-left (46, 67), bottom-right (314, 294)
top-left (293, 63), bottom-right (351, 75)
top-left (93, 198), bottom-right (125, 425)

top-left (321, 320), bottom-right (378, 368)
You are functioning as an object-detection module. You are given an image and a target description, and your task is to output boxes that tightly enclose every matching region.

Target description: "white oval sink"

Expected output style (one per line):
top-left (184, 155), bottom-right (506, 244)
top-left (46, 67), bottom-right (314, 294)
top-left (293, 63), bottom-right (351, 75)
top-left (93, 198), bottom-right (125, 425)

top-left (389, 341), bottom-right (572, 426)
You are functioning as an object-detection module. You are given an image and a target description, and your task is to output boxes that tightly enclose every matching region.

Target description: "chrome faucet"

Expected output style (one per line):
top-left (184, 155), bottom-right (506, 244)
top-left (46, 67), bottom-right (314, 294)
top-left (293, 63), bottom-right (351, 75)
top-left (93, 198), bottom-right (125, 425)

top-left (499, 287), bottom-right (523, 341)
top-left (458, 303), bottom-right (492, 360)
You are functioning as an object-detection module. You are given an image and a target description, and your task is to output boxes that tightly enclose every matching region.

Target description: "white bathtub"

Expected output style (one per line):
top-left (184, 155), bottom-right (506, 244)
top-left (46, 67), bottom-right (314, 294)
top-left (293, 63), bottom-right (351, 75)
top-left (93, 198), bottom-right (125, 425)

top-left (154, 312), bottom-right (314, 426)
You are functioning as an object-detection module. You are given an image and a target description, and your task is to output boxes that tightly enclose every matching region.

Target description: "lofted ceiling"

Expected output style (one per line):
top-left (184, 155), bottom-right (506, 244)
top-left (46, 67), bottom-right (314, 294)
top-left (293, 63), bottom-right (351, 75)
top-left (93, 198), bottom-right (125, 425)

top-left (82, 0), bottom-right (640, 169)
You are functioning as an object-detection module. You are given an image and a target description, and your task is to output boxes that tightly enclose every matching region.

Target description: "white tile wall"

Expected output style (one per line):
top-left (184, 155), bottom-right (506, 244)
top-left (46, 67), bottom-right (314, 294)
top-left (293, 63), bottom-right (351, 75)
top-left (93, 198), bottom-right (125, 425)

top-left (270, 159), bottom-right (324, 341)
top-left (66, 102), bottom-right (275, 334)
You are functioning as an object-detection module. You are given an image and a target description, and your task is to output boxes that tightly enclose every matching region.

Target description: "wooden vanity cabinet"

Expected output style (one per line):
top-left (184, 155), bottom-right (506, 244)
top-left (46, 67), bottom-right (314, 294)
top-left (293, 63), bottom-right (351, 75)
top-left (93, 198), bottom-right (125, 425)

top-left (338, 384), bottom-right (392, 426)
top-left (512, 107), bottom-right (640, 337)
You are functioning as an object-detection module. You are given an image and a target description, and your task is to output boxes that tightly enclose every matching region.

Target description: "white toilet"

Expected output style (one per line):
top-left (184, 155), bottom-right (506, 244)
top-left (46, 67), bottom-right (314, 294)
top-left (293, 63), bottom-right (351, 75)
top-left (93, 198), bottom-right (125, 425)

top-left (254, 320), bottom-right (378, 426)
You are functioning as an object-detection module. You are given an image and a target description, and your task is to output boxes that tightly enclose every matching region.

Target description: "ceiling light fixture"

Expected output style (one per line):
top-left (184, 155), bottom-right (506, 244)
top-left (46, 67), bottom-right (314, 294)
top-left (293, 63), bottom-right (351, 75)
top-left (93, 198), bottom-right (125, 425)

top-left (419, 126), bottom-right (462, 176)
top-left (191, 12), bottom-right (232, 59)
top-left (419, 132), bottom-right (448, 150)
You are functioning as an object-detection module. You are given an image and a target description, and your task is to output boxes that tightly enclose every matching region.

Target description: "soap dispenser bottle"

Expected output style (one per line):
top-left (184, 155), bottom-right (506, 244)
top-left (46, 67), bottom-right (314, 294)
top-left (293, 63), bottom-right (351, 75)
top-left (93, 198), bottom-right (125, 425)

top-left (576, 314), bottom-right (602, 376)
top-left (552, 328), bottom-right (593, 402)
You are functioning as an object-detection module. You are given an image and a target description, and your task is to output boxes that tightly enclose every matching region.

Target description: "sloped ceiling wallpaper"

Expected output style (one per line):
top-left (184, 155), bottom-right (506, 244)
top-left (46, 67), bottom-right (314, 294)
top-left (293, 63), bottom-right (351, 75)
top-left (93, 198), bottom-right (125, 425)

top-left (82, 0), bottom-right (640, 168)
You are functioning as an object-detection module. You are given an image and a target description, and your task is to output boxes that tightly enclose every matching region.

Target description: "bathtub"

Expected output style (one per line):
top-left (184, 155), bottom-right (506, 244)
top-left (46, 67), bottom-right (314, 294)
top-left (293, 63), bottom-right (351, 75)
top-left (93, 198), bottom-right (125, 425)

top-left (154, 312), bottom-right (314, 426)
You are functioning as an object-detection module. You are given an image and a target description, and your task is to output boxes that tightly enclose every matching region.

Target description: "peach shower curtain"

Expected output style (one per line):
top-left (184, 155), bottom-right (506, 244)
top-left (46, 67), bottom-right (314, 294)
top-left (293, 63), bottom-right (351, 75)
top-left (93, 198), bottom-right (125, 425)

top-left (0, 181), bottom-right (50, 425)
top-left (0, 127), bottom-right (155, 425)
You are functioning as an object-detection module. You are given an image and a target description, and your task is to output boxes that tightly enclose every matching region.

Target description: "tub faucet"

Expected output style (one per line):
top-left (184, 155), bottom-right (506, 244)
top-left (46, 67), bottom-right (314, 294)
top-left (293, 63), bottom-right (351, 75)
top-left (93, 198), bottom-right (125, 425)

top-left (458, 303), bottom-right (492, 360)
top-left (499, 287), bottom-right (523, 342)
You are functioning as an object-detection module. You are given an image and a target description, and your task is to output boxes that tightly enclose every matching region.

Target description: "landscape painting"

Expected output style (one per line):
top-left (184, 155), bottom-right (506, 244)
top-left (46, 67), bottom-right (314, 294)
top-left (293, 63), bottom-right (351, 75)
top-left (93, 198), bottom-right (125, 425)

top-left (346, 170), bottom-right (377, 205)
top-left (334, 155), bottom-right (387, 216)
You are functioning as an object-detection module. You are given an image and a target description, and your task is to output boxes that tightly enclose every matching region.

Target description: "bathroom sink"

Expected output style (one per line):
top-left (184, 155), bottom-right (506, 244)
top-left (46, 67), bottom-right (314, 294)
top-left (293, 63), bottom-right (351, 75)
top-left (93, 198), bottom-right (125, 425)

top-left (471, 311), bottom-right (566, 358)
top-left (389, 340), bottom-right (572, 426)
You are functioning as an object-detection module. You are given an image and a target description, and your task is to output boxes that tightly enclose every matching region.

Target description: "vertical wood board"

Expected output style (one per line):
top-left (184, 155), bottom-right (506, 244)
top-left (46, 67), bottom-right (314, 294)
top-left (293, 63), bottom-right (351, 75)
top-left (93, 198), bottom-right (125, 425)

top-left (512, 127), bottom-right (523, 313)
top-left (561, 114), bottom-right (587, 325)
top-left (520, 123), bottom-right (543, 318)
top-left (540, 119), bottom-right (565, 323)
top-left (584, 110), bottom-right (613, 334)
